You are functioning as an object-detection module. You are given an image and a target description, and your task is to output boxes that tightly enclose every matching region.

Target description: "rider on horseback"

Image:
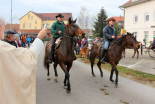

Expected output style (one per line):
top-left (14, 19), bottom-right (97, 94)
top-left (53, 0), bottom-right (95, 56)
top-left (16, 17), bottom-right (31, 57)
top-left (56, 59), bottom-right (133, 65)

top-left (48, 14), bottom-right (65, 63)
top-left (101, 17), bottom-right (117, 63)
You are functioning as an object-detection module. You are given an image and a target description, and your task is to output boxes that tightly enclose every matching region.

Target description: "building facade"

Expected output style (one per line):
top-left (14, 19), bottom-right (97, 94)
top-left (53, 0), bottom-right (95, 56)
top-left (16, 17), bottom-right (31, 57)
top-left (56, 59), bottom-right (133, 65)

top-left (20, 11), bottom-right (72, 35)
top-left (120, 0), bottom-right (155, 46)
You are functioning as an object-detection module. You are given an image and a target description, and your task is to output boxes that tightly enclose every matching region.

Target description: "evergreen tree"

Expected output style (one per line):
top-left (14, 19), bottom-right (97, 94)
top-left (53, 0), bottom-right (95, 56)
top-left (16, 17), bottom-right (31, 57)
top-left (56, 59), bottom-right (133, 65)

top-left (94, 7), bottom-right (108, 38)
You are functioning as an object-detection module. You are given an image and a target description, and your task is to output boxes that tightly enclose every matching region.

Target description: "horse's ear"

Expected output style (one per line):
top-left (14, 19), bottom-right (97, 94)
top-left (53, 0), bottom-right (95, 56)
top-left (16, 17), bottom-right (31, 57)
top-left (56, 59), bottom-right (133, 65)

top-left (68, 17), bottom-right (72, 24)
top-left (73, 18), bottom-right (77, 23)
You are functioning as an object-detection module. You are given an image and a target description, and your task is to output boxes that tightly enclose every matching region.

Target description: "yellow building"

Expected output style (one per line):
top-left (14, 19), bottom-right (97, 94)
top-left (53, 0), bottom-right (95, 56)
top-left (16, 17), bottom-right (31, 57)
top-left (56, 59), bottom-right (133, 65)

top-left (19, 11), bottom-right (72, 34)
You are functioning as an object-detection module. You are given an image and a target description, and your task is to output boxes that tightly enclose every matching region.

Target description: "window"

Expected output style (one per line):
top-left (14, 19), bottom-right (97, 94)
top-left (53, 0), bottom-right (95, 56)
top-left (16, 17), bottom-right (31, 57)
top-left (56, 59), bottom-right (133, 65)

top-left (35, 26), bottom-right (37, 30)
top-left (145, 13), bottom-right (149, 21)
top-left (23, 23), bottom-right (25, 29)
top-left (28, 14), bottom-right (30, 20)
top-left (35, 20), bottom-right (37, 24)
top-left (153, 11), bottom-right (155, 21)
top-left (31, 16), bottom-right (33, 20)
top-left (29, 23), bottom-right (32, 28)
top-left (134, 15), bottom-right (138, 23)
top-left (144, 31), bottom-right (149, 46)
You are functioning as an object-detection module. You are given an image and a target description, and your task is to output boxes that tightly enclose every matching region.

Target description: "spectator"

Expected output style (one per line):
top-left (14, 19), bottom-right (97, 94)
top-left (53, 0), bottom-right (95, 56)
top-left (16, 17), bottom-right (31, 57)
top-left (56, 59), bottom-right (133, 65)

top-left (22, 34), bottom-right (26, 47)
top-left (2, 30), bottom-right (17, 47)
top-left (26, 34), bottom-right (31, 47)
top-left (75, 43), bottom-right (80, 55)
top-left (83, 37), bottom-right (88, 47)
top-left (14, 34), bottom-right (21, 47)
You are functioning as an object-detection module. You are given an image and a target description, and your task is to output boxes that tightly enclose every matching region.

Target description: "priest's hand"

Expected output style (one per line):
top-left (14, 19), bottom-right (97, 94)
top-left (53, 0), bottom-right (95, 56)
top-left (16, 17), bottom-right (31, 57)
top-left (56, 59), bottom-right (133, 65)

top-left (37, 29), bottom-right (47, 40)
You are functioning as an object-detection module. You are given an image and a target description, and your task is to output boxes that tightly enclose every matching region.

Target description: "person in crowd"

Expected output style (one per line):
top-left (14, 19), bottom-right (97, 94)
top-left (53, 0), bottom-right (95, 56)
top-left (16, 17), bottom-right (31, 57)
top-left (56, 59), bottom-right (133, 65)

top-left (2, 30), bottom-right (17, 47)
top-left (14, 34), bottom-right (21, 47)
top-left (26, 34), bottom-right (31, 47)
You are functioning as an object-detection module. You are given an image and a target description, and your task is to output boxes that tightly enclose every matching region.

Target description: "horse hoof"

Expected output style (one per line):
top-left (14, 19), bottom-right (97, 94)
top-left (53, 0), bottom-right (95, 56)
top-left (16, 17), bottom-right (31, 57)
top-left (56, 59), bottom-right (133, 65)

top-left (110, 79), bottom-right (114, 83)
top-left (66, 89), bottom-right (71, 93)
top-left (64, 86), bottom-right (67, 89)
top-left (54, 77), bottom-right (58, 82)
top-left (92, 74), bottom-right (96, 77)
top-left (115, 83), bottom-right (118, 88)
top-left (47, 76), bottom-right (51, 80)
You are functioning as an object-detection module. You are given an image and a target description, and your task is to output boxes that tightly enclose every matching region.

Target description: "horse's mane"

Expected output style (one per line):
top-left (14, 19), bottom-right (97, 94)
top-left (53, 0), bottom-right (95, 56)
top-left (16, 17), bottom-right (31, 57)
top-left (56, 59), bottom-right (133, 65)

top-left (115, 35), bottom-right (127, 45)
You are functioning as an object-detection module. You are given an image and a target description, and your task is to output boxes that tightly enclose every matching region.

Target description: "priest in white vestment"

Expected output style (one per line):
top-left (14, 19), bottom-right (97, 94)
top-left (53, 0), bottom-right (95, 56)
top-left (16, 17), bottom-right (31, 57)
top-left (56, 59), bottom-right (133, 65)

top-left (0, 29), bottom-right (47, 104)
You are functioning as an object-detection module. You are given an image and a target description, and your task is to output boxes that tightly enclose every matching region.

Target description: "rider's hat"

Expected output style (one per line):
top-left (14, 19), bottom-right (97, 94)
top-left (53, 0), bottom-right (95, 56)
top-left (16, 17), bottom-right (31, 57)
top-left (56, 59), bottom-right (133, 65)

top-left (107, 17), bottom-right (116, 23)
top-left (56, 14), bottom-right (64, 18)
top-left (4, 30), bottom-right (16, 34)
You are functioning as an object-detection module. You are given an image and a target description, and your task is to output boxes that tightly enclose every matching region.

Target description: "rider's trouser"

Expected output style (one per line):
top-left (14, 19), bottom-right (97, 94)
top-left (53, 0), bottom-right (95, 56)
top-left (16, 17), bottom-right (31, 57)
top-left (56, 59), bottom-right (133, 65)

top-left (49, 37), bottom-right (58, 61)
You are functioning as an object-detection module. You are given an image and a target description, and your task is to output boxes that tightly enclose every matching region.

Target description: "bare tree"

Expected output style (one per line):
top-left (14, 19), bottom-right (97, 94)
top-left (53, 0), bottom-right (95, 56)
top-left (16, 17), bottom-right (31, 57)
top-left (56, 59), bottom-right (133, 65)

top-left (0, 17), bottom-right (5, 37)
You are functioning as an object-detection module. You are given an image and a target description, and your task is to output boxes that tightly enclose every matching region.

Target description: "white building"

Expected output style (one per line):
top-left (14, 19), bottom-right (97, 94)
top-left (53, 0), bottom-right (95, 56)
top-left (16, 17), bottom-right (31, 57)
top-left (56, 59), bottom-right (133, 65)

top-left (120, 0), bottom-right (155, 46)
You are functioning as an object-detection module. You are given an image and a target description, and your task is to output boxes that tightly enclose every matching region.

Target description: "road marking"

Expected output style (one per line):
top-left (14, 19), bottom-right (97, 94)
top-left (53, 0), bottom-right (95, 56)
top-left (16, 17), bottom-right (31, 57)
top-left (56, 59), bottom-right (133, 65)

top-left (128, 59), bottom-right (145, 68)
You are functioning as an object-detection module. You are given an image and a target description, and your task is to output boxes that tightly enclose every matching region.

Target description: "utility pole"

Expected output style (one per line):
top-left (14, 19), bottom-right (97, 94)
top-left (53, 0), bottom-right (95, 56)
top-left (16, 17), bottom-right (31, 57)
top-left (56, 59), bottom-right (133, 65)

top-left (10, 0), bottom-right (12, 30)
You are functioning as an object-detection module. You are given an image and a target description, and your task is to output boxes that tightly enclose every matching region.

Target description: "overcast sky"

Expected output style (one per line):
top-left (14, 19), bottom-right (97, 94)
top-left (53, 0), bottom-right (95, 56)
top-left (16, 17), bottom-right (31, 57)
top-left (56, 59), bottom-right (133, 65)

top-left (0, 0), bottom-right (128, 23)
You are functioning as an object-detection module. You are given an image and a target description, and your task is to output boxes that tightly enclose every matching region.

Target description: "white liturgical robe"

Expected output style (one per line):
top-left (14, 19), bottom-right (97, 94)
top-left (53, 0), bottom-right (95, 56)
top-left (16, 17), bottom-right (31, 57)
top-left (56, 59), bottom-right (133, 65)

top-left (0, 38), bottom-right (44, 104)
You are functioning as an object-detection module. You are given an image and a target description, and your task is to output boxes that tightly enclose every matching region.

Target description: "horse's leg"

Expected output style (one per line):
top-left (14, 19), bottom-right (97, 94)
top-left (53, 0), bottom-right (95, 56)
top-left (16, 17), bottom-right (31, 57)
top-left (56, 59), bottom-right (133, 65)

top-left (132, 48), bottom-right (136, 58)
top-left (136, 49), bottom-right (139, 59)
top-left (90, 53), bottom-right (96, 77)
top-left (66, 64), bottom-right (72, 93)
top-left (59, 63), bottom-right (71, 93)
top-left (53, 62), bottom-right (58, 82)
top-left (110, 68), bottom-right (114, 82)
top-left (97, 60), bottom-right (103, 77)
top-left (110, 62), bottom-right (115, 82)
top-left (114, 66), bottom-right (119, 85)
top-left (47, 63), bottom-right (51, 80)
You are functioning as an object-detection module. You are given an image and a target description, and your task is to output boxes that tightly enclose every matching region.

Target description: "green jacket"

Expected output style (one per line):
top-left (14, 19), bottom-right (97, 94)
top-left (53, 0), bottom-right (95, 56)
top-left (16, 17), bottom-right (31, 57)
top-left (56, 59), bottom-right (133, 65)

top-left (51, 20), bottom-right (65, 38)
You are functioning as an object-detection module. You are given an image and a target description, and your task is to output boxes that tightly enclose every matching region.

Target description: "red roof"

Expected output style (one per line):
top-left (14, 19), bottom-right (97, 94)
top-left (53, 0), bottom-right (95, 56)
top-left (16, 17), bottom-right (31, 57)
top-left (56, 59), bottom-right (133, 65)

top-left (5, 24), bottom-right (20, 32)
top-left (34, 12), bottom-right (72, 20)
top-left (111, 16), bottom-right (124, 23)
top-left (123, 0), bottom-right (132, 5)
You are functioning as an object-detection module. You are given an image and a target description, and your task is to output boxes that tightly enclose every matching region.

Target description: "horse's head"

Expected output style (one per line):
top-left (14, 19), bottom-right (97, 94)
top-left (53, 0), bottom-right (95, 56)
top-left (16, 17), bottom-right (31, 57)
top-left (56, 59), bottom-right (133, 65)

top-left (126, 32), bottom-right (139, 49)
top-left (66, 17), bottom-right (85, 37)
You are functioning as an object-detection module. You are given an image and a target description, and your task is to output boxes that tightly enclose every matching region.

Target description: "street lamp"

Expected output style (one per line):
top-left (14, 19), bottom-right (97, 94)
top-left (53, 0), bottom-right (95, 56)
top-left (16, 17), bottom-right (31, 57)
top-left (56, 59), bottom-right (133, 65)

top-left (10, 0), bottom-right (12, 30)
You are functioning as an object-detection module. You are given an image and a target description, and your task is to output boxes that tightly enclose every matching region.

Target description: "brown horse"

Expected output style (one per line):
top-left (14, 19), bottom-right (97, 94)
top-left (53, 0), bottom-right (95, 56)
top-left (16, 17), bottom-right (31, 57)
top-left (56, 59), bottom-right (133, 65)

top-left (122, 42), bottom-right (142, 58)
top-left (80, 47), bottom-right (89, 58)
top-left (44, 17), bottom-right (84, 93)
top-left (89, 32), bottom-right (139, 86)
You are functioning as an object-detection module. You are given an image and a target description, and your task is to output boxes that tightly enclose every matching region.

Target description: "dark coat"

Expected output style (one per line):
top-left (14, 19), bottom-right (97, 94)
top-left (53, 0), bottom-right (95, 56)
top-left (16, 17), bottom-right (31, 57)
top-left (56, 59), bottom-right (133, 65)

top-left (103, 25), bottom-right (117, 42)
top-left (2, 39), bottom-right (17, 48)
top-left (51, 20), bottom-right (65, 38)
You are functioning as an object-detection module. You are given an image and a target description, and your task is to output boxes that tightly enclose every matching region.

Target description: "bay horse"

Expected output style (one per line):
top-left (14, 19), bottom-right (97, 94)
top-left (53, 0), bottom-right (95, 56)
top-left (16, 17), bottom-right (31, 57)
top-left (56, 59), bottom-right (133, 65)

top-left (122, 42), bottom-right (143, 58)
top-left (44, 17), bottom-right (84, 93)
top-left (89, 32), bottom-right (140, 86)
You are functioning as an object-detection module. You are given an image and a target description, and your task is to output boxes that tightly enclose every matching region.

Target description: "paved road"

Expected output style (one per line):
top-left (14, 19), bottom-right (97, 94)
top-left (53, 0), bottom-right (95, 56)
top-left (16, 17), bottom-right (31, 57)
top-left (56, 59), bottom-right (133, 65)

top-left (119, 49), bottom-right (155, 75)
top-left (36, 49), bottom-right (155, 104)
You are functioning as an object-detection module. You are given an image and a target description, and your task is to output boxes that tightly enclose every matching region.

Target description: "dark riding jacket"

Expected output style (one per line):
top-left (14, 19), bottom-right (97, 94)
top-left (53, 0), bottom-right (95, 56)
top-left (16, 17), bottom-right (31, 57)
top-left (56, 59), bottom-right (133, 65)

top-left (51, 20), bottom-right (65, 38)
top-left (103, 25), bottom-right (117, 42)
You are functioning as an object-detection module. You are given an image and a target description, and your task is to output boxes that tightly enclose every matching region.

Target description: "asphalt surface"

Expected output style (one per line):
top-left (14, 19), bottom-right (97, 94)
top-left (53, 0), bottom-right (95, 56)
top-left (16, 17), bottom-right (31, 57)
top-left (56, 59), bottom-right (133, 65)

top-left (36, 49), bottom-right (155, 104)
top-left (119, 49), bottom-right (155, 75)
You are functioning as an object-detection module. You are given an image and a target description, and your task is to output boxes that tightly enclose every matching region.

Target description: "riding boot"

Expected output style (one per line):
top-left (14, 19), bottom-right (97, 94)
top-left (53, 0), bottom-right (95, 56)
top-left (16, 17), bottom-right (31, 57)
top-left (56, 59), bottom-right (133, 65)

top-left (48, 51), bottom-right (53, 64)
top-left (100, 49), bottom-right (107, 64)
top-left (48, 46), bottom-right (54, 63)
